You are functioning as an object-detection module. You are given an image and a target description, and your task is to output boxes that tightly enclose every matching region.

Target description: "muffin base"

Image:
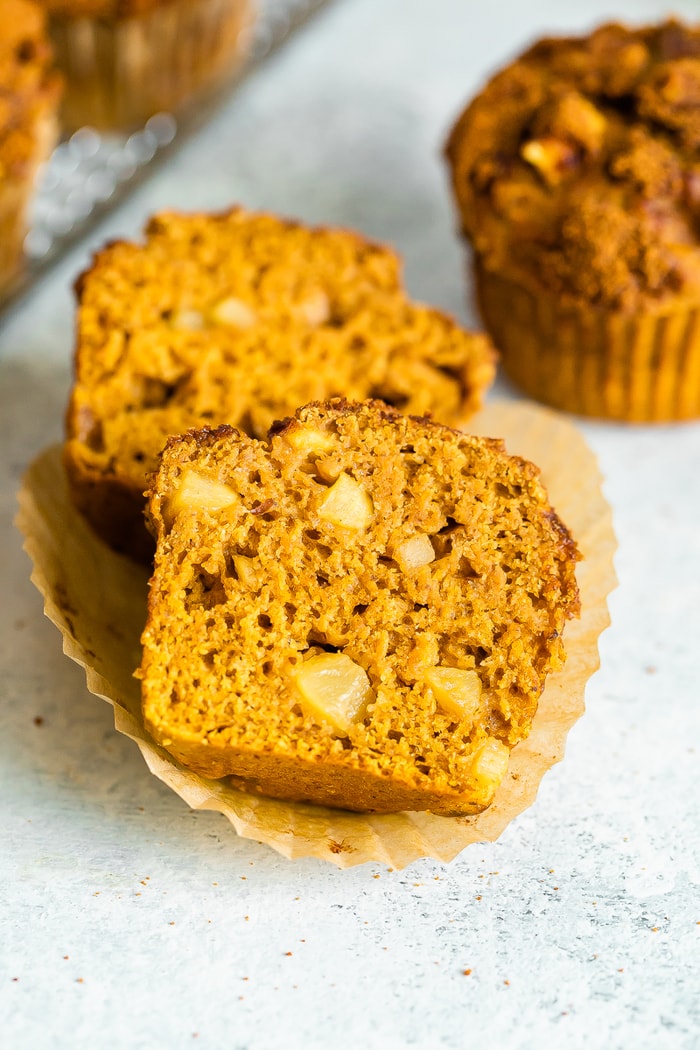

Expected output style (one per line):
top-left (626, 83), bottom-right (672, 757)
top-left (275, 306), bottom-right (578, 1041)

top-left (48, 0), bottom-right (255, 132)
top-left (475, 261), bottom-right (700, 423)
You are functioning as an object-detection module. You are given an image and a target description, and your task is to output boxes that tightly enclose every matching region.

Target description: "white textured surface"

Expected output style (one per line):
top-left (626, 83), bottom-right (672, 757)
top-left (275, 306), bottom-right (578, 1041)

top-left (2, 1), bottom-right (700, 1047)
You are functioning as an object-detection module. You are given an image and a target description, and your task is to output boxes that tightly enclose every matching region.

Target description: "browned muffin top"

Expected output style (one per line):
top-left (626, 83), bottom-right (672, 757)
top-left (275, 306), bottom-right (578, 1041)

top-left (0, 0), bottom-right (61, 176)
top-left (446, 19), bottom-right (700, 310)
top-left (141, 399), bottom-right (580, 815)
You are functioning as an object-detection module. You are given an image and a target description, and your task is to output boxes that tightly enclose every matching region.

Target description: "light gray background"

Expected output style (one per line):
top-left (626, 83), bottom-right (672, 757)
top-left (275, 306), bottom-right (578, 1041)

top-left (2, 1), bottom-right (699, 1047)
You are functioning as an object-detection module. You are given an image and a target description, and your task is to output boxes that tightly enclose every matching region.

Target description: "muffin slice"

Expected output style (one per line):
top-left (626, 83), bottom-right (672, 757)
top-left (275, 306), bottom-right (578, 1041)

top-left (140, 399), bottom-right (580, 816)
top-left (64, 207), bottom-right (496, 561)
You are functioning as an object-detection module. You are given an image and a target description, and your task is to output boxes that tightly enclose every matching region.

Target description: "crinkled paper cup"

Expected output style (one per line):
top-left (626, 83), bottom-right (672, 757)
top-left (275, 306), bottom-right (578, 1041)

top-left (49, 0), bottom-right (255, 132)
top-left (476, 261), bottom-right (700, 423)
top-left (16, 400), bottom-right (616, 868)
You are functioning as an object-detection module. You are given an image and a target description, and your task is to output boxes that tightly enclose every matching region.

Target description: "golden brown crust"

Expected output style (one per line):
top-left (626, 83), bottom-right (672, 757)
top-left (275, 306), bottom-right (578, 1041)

top-left (446, 18), bottom-right (700, 311)
top-left (65, 207), bottom-right (497, 560)
top-left (140, 399), bottom-right (580, 815)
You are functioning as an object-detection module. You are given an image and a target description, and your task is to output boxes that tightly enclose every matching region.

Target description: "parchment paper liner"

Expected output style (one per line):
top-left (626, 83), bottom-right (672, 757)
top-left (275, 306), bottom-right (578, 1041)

top-left (476, 262), bottom-right (700, 422)
top-left (16, 400), bottom-right (616, 868)
top-left (49, 0), bottom-right (255, 133)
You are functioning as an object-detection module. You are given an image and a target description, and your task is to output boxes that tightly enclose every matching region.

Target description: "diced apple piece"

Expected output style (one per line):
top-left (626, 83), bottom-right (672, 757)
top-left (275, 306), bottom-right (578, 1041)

top-left (318, 472), bottom-right (373, 530)
top-left (165, 470), bottom-right (237, 525)
top-left (424, 666), bottom-right (482, 721)
top-left (294, 652), bottom-right (372, 734)
top-left (521, 137), bottom-right (577, 186)
top-left (470, 738), bottom-right (510, 798)
top-left (211, 296), bottom-right (257, 328)
top-left (296, 288), bottom-right (330, 326)
top-left (314, 456), bottom-right (343, 483)
top-left (232, 554), bottom-right (259, 589)
top-left (171, 308), bottom-right (204, 331)
top-left (283, 425), bottom-right (336, 455)
top-left (394, 534), bottom-right (435, 572)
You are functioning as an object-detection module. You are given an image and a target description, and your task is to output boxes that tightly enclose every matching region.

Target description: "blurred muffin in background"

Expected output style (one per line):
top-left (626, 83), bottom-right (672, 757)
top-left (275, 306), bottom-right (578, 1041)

top-left (41, 0), bottom-right (255, 132)
top-left (63, 206), bottom-right (497, 561)
top-left (0, 0), bottom-right (61, 291)
top-left (446, 19), bottom-right (700, 422)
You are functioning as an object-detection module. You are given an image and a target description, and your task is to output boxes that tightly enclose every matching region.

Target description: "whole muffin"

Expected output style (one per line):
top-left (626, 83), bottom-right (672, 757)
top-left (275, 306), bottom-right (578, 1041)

top-left (40, 0), bottom-right (255, 131)
top-left (0, 0), bottom-right (61, 291)
top-left (446, 19), bottom-right (700, 422)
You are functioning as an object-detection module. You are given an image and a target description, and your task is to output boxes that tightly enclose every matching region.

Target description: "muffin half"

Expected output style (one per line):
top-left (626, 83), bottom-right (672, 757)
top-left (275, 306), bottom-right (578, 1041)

top-left (140, 399), bottom-right (580, 815)
top-left (64, 207), bottom-right (496, 560)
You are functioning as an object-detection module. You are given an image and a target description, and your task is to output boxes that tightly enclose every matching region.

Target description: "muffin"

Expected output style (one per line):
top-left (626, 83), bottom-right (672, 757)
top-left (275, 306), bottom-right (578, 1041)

top-left (139, 398), bottom-right (580, 815)
top-left (40, 0), bottom-right (255, 132)
top-left (446, 18), bottom-right (700, 422)
top-left (64, 207), bottom-right (497, 562)
top-left (0, 0), bottom-right (61, 291)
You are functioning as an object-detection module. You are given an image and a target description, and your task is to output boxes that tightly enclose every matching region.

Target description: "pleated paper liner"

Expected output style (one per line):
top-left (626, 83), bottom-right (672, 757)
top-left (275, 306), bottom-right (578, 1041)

top-left (475, 262), bottom-right (700, 422)
top-left (49, 0), bottom-right (256, 133)
top-left (16, 400), bottom-right (616, 868)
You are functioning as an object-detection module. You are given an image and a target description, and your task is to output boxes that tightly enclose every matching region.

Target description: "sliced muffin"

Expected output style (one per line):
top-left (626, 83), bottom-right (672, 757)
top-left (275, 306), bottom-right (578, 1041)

top-left (140, 399), bottom-right (580, 816)
top-left (64, 207), bottom-right (496, 560)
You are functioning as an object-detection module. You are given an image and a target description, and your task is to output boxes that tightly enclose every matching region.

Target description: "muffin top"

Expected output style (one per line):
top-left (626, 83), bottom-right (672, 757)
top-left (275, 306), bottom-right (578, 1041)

top-left (0, 0), bottom-right (61, 177)
top-left (446, 19), bottom-right (700, 310)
